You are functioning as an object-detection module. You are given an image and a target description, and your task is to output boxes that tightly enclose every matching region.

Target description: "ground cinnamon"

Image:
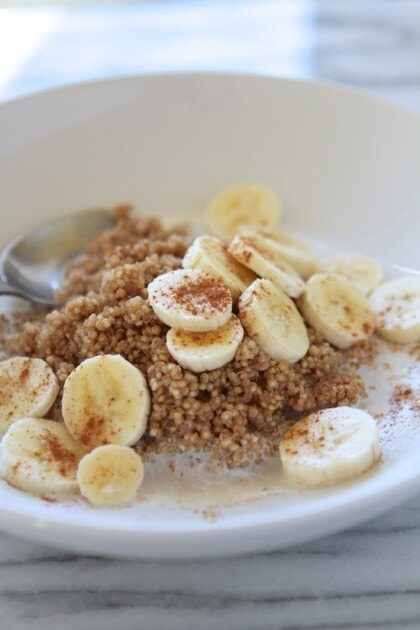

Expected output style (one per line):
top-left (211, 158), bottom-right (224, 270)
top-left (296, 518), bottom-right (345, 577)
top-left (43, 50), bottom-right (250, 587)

top-left (172, 273), bottom-right (231, 316)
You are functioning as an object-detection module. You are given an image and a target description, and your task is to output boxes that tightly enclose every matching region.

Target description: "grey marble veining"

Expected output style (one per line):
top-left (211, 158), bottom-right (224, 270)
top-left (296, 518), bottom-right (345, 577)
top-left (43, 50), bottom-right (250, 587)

top-left (1, 498), bottom-right (420, 629)
top-left (312, 1), bottom-right (420, 107)
top-left (1, 0), bottom-right (420, 109)
top-left (0, 1), bottom-right (420, 629)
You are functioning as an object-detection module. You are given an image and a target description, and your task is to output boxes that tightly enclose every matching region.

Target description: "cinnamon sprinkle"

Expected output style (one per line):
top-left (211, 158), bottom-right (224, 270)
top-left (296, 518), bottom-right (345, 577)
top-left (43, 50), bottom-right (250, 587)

top-left (172, 272), bottom-right (231, 316)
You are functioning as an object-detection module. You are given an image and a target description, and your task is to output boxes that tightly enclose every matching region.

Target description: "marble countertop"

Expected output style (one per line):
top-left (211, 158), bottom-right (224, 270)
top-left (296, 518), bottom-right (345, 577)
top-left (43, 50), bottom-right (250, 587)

top-left (1, 1), bottom-right (420, 628)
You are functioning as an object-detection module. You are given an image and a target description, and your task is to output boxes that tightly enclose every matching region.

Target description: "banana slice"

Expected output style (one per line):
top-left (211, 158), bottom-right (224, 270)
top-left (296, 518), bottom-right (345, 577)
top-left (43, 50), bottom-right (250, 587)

top-left (298, 273), bottom-right (375, 349)
top-left (238, 279), bottom-right (309, 363)
top-left (62, 354), bottom-right (150, 451)
top-left (166, 314), bottom-right (244, 373)
top-left (321, 254), bottom-right (383, 295)
top-left (228, 234), bottom-right (305, 299)
top-left (0, 357), bottom-right (59, 435)
top-left (279, 406), bottom-right (380, 487)
top-left (148, 269), bottom-right (232, 332)
top-left (370, 276), bottom-right (420, 344)
top-left (77, 444), bottom-right (144, 507)
top-left (245, 227), bottom-right (318, 280)
top-left (206, 183), bottom-right (281, 242)
top-left (0, 417), bottom-right (85, 498)
top-left (182, 235), bottom-right (256, 303)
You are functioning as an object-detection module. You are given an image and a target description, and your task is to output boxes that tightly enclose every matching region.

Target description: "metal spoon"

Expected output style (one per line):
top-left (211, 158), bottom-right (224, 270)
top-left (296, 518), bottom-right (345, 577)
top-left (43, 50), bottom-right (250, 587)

top-left (0, 209), bottom-right (115, 306)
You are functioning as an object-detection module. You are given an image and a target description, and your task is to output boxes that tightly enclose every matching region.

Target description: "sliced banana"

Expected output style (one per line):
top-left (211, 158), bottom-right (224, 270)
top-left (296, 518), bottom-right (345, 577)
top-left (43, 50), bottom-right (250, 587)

top-left (228, 234), bottom-right (305, 299)
top-left (182, 235), bottom-right (256, 303)
top-left (0, 357), bottom-right (59, 435)
top-left (77, 444), bottom-right (144, 507)
top-left (166, 314), bottom-right (244, 373)
top-left (206, 183), bottom-right (281, 242)
top-left (279, 406), bottom-right (380, 487)
top-left (238, 279), bottom-right (309, 363)
top-left (298, 273), bottom-right (375, 349)
top-left (148, 268), bottom-right (232, 332)
top-left (321, 254), bottom-right (383, 295)
top-left (62, 354), bottom-right (150, 451)
top-left (0, 417), bottom-right (85, 498)
top-left (244, 226), bottom-right (318, 280)
top-left (370, 276), bottom-right (420, 344)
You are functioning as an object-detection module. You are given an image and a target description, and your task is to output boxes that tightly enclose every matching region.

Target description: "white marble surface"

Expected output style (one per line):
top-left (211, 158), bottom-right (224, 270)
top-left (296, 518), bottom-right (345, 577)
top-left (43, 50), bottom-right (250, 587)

top-left (1, 501), bottom-right (420, 629)
top-left (1, 1), bottom-right (420, 628)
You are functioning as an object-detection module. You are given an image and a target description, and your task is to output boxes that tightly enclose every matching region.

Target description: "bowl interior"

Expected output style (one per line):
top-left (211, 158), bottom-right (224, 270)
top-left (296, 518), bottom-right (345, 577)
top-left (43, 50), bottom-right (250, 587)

top-left (0, 73), bottom-right (419, 270)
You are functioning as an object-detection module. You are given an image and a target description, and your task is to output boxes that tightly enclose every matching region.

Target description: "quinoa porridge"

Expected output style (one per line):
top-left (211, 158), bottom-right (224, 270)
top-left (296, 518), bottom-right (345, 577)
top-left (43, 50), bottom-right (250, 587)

top-left (0, 189), bottom-right (418, 509)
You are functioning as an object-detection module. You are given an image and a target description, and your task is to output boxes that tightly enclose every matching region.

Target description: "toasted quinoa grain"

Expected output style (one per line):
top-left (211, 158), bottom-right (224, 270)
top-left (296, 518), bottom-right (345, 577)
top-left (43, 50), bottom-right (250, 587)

top-left (1, 206), bottom-right (373, 468)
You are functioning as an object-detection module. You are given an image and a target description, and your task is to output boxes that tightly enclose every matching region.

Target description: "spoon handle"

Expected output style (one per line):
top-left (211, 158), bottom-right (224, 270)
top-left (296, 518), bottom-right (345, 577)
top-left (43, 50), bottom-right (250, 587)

top-left (0, 278), bottom-right (32, 302)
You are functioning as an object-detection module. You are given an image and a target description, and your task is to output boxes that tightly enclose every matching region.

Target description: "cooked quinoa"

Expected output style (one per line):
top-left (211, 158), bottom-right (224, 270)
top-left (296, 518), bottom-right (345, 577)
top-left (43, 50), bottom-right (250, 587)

top-left (0, 206), bottom-right (374, 467)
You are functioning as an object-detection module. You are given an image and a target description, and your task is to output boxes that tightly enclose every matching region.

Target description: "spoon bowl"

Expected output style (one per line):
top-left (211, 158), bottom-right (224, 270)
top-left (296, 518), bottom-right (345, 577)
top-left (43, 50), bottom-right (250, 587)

top-left (0, 209), bottom-right (115, 306)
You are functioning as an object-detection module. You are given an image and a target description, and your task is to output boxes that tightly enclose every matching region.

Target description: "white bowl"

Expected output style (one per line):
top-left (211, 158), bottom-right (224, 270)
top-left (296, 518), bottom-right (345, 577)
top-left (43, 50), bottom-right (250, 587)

top-left (0, 73), bottom-right (419, 559)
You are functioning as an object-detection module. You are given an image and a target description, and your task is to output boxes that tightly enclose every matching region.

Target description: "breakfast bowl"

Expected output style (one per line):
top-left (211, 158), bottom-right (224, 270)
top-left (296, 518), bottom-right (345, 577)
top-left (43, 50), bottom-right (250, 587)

top-left (0, 73), bottom-right (418, 559)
